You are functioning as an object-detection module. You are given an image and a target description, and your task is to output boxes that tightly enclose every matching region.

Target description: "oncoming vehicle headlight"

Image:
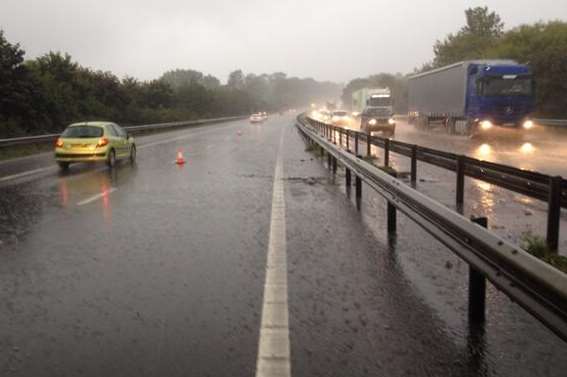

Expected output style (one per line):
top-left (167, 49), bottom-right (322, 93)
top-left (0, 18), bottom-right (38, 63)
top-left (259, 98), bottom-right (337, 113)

top-left (523, 120), bottom-right (534, 130)
top-left (480, 120), bottom-right (493, 130)
top-left (388, 118), bottom-right (395, 125)
top-left (368, 118), bottom-right (377, 126)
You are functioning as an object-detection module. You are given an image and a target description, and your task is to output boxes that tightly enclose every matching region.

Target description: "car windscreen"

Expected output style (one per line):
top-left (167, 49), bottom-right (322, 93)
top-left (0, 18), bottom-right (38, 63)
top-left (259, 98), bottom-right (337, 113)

top-left (363, 108), bottom-right (390, 117)
top-left (479, 75), bottom-right (533, 96)
top-left (62, 126), bottom-right (104, 138)
top-left (367, 97), bottom-right (392, 107)
top-left (333, 111), bottom-right (348, 116)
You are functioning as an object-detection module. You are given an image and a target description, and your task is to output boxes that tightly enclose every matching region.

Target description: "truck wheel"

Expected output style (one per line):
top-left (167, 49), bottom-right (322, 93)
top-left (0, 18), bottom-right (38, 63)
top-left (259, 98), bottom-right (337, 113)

top-left (57, 162), bottom-right (70, 171)
top-left (446, 118), bottom-right (456, 134)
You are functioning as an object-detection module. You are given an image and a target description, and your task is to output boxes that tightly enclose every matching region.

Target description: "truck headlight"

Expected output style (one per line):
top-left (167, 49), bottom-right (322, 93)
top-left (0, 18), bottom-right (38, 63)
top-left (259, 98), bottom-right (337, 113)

top-left (523, 120), bottom-right (534, 130)
top-left (369, 118), bottom-right (377, 126)
top-left (388, 118), bottom-right (395, 125)
top-left (480, 120), bottom-right (493, 130)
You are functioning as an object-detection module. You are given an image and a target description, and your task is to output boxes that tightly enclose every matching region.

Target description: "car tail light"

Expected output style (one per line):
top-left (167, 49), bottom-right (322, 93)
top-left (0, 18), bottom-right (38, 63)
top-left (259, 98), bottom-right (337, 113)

top-left (96, 137), bottom-right (109, 147)
top-left (55, 138), bottom-right (64, 148)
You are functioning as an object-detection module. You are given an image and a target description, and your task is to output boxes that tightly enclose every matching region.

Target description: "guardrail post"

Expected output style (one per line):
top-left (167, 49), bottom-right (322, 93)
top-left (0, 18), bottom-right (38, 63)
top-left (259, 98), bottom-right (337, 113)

top-left (384, 138), bottom-right (390, 167)
top-left (411, 145), bottom-right (417, 185)
top-left (332, 156), bottom-right (337, 174)
top-left (355, 176), bottom-right (362, 210)
top-left (546, 176), bottom-right (562, 253)
top-left (366, 133), bottom-right (371, 157)
top-left (469, 216), bottom-right (487, 324)
top-left (387, 170), bottom-right (398, 235)
top-left (456, 156), bottom-right (466, 213)
top-left (327, 153), bottom-right (332, 170)
top-left (355, 133), bottom-right (359, 156)
top-left (346, 168), bottom-right (352, 195)
top-left (346, 130), bottom-right (350, 152)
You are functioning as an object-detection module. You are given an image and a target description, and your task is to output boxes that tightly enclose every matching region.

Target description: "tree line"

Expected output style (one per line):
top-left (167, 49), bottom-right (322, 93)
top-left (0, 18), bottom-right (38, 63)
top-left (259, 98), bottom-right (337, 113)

top-left (0, 31), bottom-right (341, 138)
top-left (342, 7), bottom-right (567, 118)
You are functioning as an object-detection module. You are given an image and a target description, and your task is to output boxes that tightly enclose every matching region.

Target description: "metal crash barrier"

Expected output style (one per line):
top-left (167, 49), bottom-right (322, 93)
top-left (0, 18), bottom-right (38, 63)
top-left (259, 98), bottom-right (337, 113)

top-left (296, 113), bottom-right (567, 343)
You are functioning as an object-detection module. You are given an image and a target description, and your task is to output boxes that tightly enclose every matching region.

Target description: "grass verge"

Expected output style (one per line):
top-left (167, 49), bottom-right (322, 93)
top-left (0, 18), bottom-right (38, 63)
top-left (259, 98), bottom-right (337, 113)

top-left (521, 233), bottom-right (567, 273)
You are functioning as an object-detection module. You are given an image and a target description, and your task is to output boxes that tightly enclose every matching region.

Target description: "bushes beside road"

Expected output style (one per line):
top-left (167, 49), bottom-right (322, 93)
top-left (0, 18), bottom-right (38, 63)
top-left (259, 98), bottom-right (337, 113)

top-left (0, 31), bottom-right (341, 139)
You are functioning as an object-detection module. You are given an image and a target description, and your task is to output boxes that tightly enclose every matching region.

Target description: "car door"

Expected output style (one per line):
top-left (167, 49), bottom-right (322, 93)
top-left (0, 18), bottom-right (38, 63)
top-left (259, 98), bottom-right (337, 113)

top-left (110, 124), bottom-right (128, 157)
top-left (115, 124), bottom-right (131, 157)
top-left (106, 124), bottom-right (124, 157)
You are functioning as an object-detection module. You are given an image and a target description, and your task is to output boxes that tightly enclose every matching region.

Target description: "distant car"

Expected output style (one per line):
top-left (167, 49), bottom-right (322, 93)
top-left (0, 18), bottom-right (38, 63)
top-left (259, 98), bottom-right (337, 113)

top-left (331, 110), bottom-right (352, 127)
top-left (55, 121), bottom-right (136, 170)
top-left (250, 113), bottom-right (264, 123)
top-left (318, 110), bottom-right (331, 122)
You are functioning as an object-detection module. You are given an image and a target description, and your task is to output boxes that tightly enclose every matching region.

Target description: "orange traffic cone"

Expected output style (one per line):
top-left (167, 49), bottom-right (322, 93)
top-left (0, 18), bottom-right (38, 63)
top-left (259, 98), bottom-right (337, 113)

top-left (176, 150), bottom-right (186, 165)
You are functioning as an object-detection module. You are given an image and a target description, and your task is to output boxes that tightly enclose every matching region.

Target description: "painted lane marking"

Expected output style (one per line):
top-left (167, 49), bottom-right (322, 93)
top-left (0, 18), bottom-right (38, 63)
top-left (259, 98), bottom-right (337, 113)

top-left (255, 130), bottom-right (291, 377)
top-left (0, 166), bottom-right (57, 183)
top-left (76, 188), bottom-right (117, 206)
top-left (137, 121), bottom-right (242, 150)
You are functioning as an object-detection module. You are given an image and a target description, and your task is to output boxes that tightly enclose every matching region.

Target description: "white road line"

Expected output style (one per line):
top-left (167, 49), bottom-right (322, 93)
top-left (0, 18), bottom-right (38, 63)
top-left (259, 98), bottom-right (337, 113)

top-left (0, 166), bottom-right (57, 183)
top-left (255, 130), bottom-right (291, 377)
top-left (138, 122), bottom-right (241, 150)
top-left (76, 188), bottom-right (117, 206)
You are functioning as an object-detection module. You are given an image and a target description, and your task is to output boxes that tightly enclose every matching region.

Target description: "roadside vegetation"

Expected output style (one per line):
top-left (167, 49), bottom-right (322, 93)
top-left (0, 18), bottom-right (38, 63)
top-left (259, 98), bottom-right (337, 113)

top-left (521, 233), bottom-right (567, 274)
top-left (0, 31), bottom-right (341, 138)
top-left (342, 7), bottom-right (567, 118)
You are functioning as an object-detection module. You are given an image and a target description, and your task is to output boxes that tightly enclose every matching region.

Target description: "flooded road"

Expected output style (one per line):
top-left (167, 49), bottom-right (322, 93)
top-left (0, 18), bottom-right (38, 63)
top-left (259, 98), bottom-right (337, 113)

top-left (0, 115), bottom-right (565, 376)
top-left (393, 119), bottom-right (567, 177)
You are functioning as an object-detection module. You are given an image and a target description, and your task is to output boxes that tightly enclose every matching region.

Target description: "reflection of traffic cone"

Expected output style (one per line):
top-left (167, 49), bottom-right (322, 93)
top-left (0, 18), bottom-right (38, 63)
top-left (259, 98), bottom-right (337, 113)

top-left (176, 150), bottom-right (186, 165)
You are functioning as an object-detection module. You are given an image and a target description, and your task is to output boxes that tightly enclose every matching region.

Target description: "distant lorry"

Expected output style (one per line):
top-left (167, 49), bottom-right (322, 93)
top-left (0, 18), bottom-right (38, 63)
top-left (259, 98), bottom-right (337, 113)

top-left (408, 60), bottom-right (535, 135)
top-left (352, 88), bottom-right (396, 136)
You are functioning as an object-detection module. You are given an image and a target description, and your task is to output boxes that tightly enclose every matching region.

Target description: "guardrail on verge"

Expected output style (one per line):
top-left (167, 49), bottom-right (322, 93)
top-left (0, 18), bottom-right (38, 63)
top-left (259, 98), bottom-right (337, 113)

top-left (305, 116), bottom-right (566, 252)
top-left (296, 113), bottom-right (567, 343)
top-left (0, 116), bottom-right (248, 148)
top-left (534, 119), bottom-right (567, 128)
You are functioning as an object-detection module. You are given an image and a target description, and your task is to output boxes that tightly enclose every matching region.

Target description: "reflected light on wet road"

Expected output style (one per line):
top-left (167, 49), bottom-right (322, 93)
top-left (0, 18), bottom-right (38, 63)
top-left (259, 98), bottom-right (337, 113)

top-left (520, 142), bottom-right (536, 154)
top-left (475, 143), bottom-right (492, 159)
top-left (58, 179), bottom-right (69, 208)
top-left (101, 181), bottom-right (112, 223)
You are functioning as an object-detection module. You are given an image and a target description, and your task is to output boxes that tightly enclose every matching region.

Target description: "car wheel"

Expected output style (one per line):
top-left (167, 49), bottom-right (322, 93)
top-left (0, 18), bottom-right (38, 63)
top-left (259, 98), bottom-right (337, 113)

top-left (129, 145), bottom-right (136, 164)
top-left (106, 149), bottom-right (116, 168)
top-left (57, 162), bottom-right (70, 171)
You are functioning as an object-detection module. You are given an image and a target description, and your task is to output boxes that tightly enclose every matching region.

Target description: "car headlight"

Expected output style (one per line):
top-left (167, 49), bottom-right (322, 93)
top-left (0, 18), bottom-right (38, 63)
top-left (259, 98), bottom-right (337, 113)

top-left (480, 120), bottom-right (493, 130)
top-left (388, 118), bottom-right (395, 125)
top-left (523, 120), bottom-right (534, 130)
top-left (369, 118), bottom-right (377, 126)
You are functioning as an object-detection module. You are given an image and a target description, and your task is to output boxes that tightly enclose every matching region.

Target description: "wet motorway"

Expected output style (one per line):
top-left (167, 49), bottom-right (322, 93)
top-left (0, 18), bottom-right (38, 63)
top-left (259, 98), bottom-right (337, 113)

top-left (0, 116), bottom-right (566, 376)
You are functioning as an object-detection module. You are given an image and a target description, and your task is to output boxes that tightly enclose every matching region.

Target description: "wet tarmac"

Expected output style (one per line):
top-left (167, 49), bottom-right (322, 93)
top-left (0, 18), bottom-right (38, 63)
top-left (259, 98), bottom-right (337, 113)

top-left (0, 116), bottom-right (565, 376)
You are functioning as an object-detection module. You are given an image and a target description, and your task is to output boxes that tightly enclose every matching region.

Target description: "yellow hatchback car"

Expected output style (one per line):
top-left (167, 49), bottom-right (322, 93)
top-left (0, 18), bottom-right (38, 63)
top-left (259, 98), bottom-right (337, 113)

top-left (55, 122), bottom-right (136, 170)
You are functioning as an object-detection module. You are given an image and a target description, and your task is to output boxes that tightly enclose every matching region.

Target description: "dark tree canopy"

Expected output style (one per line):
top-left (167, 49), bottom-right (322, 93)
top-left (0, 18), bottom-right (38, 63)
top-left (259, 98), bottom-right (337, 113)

top-left (0, 30), bottom-right (341, 138)
top-left (432, 6), bottom-right (504, 68)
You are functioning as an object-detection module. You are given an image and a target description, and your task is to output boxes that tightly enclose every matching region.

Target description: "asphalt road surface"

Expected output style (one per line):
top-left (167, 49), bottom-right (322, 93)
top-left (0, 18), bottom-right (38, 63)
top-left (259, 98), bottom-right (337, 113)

top-left (0, 115), bottom-right (565, 376)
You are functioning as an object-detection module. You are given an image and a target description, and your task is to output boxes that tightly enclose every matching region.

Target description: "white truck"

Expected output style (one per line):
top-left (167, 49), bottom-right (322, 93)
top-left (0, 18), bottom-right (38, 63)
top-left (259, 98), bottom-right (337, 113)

top-left (352, 87), bottom-right (396, 136)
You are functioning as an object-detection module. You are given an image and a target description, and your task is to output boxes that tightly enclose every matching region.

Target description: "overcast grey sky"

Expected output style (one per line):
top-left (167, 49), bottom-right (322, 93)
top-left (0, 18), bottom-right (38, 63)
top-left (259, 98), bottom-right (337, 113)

top-left (1, 0), bottom-right (565, 83)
